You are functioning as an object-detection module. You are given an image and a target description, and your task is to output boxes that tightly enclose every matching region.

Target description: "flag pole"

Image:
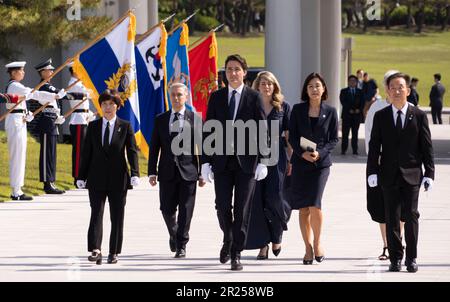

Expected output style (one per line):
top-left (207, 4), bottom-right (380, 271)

top-left (135, 13), bottom-right (175, 44)
top-left (168, 10), bottom-right (198, 36)
top-left (189, 24), bottom-right (224, 50)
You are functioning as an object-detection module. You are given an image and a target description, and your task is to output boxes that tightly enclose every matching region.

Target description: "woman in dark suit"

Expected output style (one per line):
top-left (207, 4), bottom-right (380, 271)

top-left (288, 73), bottom-right (338, 265)
top-left (77, 89), bottom-right (140, 265)
top-left (245, 71), bottom-right (292, 259)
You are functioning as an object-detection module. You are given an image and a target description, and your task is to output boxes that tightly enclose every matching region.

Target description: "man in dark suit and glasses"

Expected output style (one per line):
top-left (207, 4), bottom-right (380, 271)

top-left (201, 54), bottom-right (268, 271)
top-left (340, 74), bottom-right (364, 155)
top-left (77, 89), bottom-right (140, 265)
top-left (367, 73), bottom-right (434, 273)
top-left (429, 73), bottom-right (446, 124)
top-left (148, 83), bottom-right (205, 258)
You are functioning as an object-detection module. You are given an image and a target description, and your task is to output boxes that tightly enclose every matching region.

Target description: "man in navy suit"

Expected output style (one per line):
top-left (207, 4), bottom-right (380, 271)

top-left (429, 73), bottom-right (446, 124)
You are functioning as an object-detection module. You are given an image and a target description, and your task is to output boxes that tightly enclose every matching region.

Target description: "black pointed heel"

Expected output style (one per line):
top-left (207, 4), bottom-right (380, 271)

top-left (256, 245), bottom-right (269, 260)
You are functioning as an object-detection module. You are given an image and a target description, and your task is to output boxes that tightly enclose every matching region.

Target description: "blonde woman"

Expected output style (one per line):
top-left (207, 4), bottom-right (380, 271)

top-left (245, 71), bottom-right (293, 259)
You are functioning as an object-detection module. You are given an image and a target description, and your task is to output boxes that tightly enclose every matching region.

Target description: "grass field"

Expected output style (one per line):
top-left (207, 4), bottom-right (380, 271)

top-left (0, 131), bottom-right (148, 202)
top-left (202, 29), bottom-right (450, 106)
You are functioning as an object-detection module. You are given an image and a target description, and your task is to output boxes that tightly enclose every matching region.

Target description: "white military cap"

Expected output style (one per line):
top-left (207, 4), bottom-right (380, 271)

top-left (5, 61), bottom-right (26, 69)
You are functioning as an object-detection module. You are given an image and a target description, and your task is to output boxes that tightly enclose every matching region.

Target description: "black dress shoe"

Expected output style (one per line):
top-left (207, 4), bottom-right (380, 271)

top-left (44, 182), bottom-right (65, 194)
top-left (88, 251), bottom-right (102, 265)
top-left (220, 244), bottom-right (231, 264)
top-left (315, 255), bottom-right (325, 263)
top-left (10, 194), bottom-right (33, 201)
top-left (389, 260), bottom-right (402, 272)
top-left (272, 246), bottom-right (281, 257)
top-left (405, 259), bottom-right (418, 273)
top-left (231, 258), bottom-right (243, 271)
top-left (174, 248), bottom-right (186, 258)
top-left (169, 235), bottom-right (176, 252)
top-left (107, 254), bottom-right (118, 264)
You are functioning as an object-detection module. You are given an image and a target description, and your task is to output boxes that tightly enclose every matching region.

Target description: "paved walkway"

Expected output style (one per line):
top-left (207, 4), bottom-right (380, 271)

top-left (1, 125), bottom-right (449, 282)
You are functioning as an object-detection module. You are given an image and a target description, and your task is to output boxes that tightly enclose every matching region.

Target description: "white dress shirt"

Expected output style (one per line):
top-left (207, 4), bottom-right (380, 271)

top-left (228, 83), bottom-right (244, 120)
top-left (169, 107), bottom-right (186, 132)
top-left (391, 102), bottom-right (409, 129)
top-left (102, 116), bottom-right (116, 146)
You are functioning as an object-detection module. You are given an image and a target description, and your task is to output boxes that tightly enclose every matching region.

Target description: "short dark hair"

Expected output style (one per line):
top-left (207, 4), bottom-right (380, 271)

top-left (404, 74), bottom-right (411, 86)
top-left (225, 54), bottom-right (248, 72)
top-left (363, 72), bottom-right (369, 77)
top-left (301, 72), bottom-right (328, 102)
top-left (348, 74), bottom-right (358, 81)
top-left (411, 77), bottom-right (419, 83)
top-left (386, 72), bottom-right (408, 87)
top-left (7, 67), bottom-right (22, 74)
top-left (434, 73), bottom-right (441, 81)
top-left (98, 89), bottom-right (121, 107)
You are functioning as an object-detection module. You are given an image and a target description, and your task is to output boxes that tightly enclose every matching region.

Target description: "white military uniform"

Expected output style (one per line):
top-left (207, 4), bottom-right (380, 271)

top-left (67, 76), bottom-right (92, 125)
top-left (5, 80), bottom-right (57, 197)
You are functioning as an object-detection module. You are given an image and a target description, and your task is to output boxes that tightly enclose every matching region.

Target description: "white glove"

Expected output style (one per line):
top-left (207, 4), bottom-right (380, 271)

top-left (201, 163), bottom-right (214, 183)
top-left (24, 112), bottom-right (34, 122)
top-left (87, 111), bottom-right (96, 122)
top-left (368, 174), bottom-right (378, 187)
top-left (254, 163), bottom-right (268, 181)
top-left (421, 177), bottom-right (433, 192)
top-left (56, 89), bottom-right (66, 99)
top-left (131, 176), bottom-right (140, 187)
top-left (55, 116), bottom-right (65, 125)
top-left (76, 180), bottom-right (86, 189)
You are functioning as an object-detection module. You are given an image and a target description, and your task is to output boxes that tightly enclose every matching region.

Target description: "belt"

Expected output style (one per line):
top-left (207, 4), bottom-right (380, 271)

top-left (42, 108), bottom-right (58, 114)
top-left (10, 109), bottom-right (25, 114)
top-left (73, 109), bottom-right (89, 113)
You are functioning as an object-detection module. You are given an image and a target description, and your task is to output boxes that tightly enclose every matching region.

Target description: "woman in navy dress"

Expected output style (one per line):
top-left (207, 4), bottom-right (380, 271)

top-left (288, 73), bottom-right (338, 265)
top-left (245, 71), bottom-right (292, 259)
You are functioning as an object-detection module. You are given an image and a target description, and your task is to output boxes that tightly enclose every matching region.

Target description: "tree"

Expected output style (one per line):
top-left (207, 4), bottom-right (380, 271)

top-left (0, 0), bottom-right (110, 59)
top-left (383, 0), bottom-right (400, 30)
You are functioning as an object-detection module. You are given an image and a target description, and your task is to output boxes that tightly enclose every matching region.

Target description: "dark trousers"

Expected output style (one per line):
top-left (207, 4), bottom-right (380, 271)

top-left (382, 177), bottom-right (420, 262)
top-left (87, 189), bottom-right (127, 254)
top-left (214, 157), bottom-right (256, 258)
top-left (431, 104), bottom-right (443, 124)
top-left (159, 168), bottom-right (197, 249)
top-left (341, 115), bottom-right (361, 154)
top-left (39, 133), bottom-right (57, 183)
top-left (70, 124), bottom-right (87, 179)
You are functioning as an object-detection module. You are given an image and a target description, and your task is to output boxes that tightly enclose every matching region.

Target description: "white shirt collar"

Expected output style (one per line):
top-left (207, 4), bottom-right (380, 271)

top-left (228, 83), bottom-right (245, 96)
top-left (103, 115), bottom-right (117, 126)
top-left (392, 102), bottom-right (408, 116)
top-left (171, 106), bottom-right (186, 117)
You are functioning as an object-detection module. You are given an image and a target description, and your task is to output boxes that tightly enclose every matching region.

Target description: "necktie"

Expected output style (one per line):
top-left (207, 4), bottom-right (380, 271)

top-left (351, 88), bottom-right (355, 98)
top-left (396, 110), bottom-right (402, 133)
top-left (103, 121), bottom-right (110, 150)
top-left (229, 90), bottom-right (237, 120)
top-left (171, 112), bottom-right (180, 139)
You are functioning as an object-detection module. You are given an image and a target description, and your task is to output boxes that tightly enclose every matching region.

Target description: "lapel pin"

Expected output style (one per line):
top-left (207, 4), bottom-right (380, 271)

top-left (118, 127), bottom-right (121, 132)
top-left (408, 115), bottom-right (413, 120)
top-left (322, 114), bottom-right (326, 118)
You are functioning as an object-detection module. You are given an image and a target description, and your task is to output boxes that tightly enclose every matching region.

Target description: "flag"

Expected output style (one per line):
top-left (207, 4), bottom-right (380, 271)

top-left (135, 23), bottom-right (168, 159)
top-left (166, 23), bottom-right (193, 110)
top-left (188, 32), bottom-right (218, 120)
top-left (73, 12), bottom-right (143, 151)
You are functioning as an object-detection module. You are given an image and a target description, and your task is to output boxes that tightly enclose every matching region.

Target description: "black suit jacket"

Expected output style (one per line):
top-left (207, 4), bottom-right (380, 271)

top-left (78, 117), bottom-right (139, 191)
top-left (429, 83), bottom-right (445, 107)
top-left (367, 104), bottom-right (434, 186)
top-left (339, 87), bottom-right (364, 120)
top-left (148, 109), bottom-right (201, 182)
top-left (202, 86), bottom-right (266, 174)
top-left (288, 102), bottom-right (339, 171)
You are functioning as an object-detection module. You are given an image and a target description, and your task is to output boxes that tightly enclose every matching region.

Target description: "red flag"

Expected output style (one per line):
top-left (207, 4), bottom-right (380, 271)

top-left (188, 32), bottom-right (218, 120)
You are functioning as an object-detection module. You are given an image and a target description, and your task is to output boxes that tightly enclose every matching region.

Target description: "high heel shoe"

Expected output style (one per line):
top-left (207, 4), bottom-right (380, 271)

top-left (256, 245), bottom-right (269, 260)
top-left (314, 255), bottom-right (325, 263)
top-left (378, 247), bottom-right (389, 261)
top-left (272, 247), bottom-right (281, 257)
top-left (303, 246), bottom-right (314, 265)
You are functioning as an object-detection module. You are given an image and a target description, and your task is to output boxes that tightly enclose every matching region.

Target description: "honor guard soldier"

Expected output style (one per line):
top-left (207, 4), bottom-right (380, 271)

top-left (4, 61), bottom-right (63, 200)
top-left (67, 63), bottom-right (96, 186)
top-left (34, 58), bottom-right (67, 194)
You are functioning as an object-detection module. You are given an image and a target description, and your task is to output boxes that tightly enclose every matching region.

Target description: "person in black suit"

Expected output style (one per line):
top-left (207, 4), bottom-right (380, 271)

top-left (148, 83), bottom-right (205, 258)
top-left (429, 73), bottom-right (446, 124)
top-left (340, 74), bottom-right (364, 155)
top-left (367, 73), bottom-right (434, 273)
top-left (288, 73), bottom-right (339, 265)
top-left (77, 89), bottom-right (140, 265)
top-left (245, 71), bottom-right (292, 260)
top-left (407, 77), bottom-right (419, 106)
top-left (201, 54), bottom-right (268, 271)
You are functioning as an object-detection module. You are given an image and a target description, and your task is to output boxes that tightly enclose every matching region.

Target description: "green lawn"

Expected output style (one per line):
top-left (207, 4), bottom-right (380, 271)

top-left (0, 131), bottom-right (148, 202)
top-left (196, 29), bottom-right (450, 106)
